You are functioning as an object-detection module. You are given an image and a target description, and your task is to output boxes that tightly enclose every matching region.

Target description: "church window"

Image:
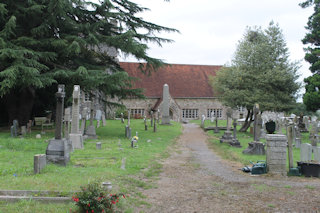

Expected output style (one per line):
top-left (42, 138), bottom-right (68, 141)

top-left (182, 109), bottom-right (198, 119)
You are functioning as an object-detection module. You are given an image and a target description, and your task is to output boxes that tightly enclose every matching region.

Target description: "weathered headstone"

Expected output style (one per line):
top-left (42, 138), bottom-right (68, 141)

top-left (301, 143), bottom-right (312, 162)
top-left (64, 107), bottom-right (71, 139)
top-left (266, 134), bottom-right (287, 176)
top-left (220, 108), bottom-right (233, 143)
top-left (161, 84), bottom-right (170, 125)
top-left (102, 112), bottom-right (106, 127)
top-left (27, 120), bottom-right (32, 134)
top-left (210, 112), bottom-right (214, 123)
top-left (10, 120), bottom-right (18, 137)
top-left (34, 154), bottom-right (46, 174)
top-left (69, 85), bottom-right (84, 149)
top-left (80, 105), bottom-right (88, 135)
top-left (127, 110), bottom-right (131, 127)
top-left (121, 113), bottom-right (124, 123)
top-left (314, 147), bottom-right (320, 162)
top-left (298, 113), bottom-right (308, 133)
top-left (46, 84), bottom-right (70, 166)
top-left (214, 116), bottom-right (219, 133)
top-left (294, 126), bottom-right (302, 148)
top-left (21, 126), bottom-right (27, 136)
top-left (85, 101), bottom-right (97, 139)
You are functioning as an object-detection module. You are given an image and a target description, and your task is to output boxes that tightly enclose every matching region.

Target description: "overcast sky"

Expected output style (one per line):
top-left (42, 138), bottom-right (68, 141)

top-left (120, 0), bottom-right (314, 82)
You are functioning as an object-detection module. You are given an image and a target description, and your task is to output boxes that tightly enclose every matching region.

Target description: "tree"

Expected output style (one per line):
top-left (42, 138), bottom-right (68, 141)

top-left (300, 0), bottom-right (320, 112)
top-left (212, 22), bottom-right (300, 132)
top-left (0, 0), bottom-right (178, 126)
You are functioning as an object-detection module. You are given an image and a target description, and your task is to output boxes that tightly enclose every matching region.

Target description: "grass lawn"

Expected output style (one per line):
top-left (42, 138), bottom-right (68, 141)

top-left (0, 119), bottom-right (182, 212)
top-left (192, 119), bottom-right (311, 168)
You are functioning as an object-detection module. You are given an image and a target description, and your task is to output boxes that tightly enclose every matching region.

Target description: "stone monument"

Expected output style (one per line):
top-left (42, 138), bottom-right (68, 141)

top-left (69, 85), bottom-right (84, 149)
top-left (266, 134), bottom-right (287, 176)
top-left (230, 119), bottom-right (241, 147)
top-left (64, 107), bottom-right (71, 139)
top-left (220, 107), bottom-right (233, 143)
top-left (161, 84), bottom-right (170, 125)
top-left (46, 84), bottom-right (70, 166)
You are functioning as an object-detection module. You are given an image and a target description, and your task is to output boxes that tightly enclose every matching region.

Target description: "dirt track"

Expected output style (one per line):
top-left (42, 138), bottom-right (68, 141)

top-left (139, 123), bottom-right (320, 213)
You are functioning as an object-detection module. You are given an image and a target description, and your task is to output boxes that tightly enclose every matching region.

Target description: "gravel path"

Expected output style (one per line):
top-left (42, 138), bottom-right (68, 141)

top-left (138, 123), bottom-right (320, 213)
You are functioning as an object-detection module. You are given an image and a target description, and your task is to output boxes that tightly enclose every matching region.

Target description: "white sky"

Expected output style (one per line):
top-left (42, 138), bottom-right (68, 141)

top-left (120, 0), bottom-right (314, 83)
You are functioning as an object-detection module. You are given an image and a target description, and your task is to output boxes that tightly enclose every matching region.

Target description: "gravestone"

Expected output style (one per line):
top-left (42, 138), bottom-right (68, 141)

top-left (161, 84), bottom-right (171, 125)
top-left (144, 116), bottom-right (148, 131)
top-left (127, 110), bottom-right (131, 127)
top-left (46, 85), bottom-right (70, 166)
top-left (301, 143), bottom-right (312, 162)
top-left (210, 112), bottom-right (214, 123)
top-left (201, 115), bottom-right (205, 129)
top-left (80, 105), bottom-right (88, 135)
top-left (243, 104), bottom-right (265, 155)
top-left (85, 101), bottom-right (97, 139)
top-left (95, 110), bottom-right (102, 128)
top-left (102, 112), bottom-right (106, 127)
top-left (298, 113), bottom-right (308, 133)
top-left (121, 113), bottom-right (124, 123)
top-left (69, 85), bottom-right (84, 149)
top-left (294, 126), bottom-right (302, 148)
top-left (21, 126), bottom-right (27, 136)
top-left (34, 154), bottom-right (46, 174)
top-left (287, 122), bottom-right (294, 169)
top-left (230, 119), bottom-right (241, 147)
top-left (27, 120), bottom-right (32, 134)
top-left (266, 134), bottom-right (287, 176)
top-left (314, 147), bottom-right (320, 162)
top-left (64, 107), bottom-right (71, 139)
top-left (220, 108), bottom-right (233, 143)
top-left (10, 120), bottom-right (18, 137)
top-left (214, 116), bottom-right (219, 133)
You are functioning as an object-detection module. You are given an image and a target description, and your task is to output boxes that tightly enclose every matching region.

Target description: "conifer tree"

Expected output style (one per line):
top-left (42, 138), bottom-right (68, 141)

top-left (0, 0), bottom-right (177, 125)
top-left (300, 0), bottom-right (320, 112)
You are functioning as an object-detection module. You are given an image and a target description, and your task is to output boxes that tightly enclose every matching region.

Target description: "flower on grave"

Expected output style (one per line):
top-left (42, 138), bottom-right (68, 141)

top-left (133, 136), bottom-right (139, 141)
top-left (73, 181), bottom-right (126, 213)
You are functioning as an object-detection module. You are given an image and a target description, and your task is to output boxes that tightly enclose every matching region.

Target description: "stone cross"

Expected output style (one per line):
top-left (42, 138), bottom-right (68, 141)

top-left (161, 84), bottom-right (170, 125)
top-left (55, 84), bottom-right (65, 140)
top-left (70, 85), bottom-right (83, 149)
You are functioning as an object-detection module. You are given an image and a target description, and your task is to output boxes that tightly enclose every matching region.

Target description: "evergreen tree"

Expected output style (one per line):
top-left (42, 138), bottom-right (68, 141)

top-left (300, 0), bottom-right (320, 112)
top-left (212, 22), bottom-right (300, 131)
top-left (0, 0), bottom-right (178, 126)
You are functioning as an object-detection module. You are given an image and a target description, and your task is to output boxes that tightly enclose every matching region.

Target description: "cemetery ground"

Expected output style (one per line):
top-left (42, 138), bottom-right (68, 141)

top-left (0, 119), bottom-right (320, 212)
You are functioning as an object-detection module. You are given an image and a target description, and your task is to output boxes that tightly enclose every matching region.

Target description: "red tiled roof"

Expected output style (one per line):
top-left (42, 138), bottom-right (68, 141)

top-left (120, 62), bottom-right (222, 98)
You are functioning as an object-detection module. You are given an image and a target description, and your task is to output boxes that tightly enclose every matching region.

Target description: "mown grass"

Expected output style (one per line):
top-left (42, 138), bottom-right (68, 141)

top-left (191, 119), bottom-right (310, 168)
top-left (0, 119), bottom-right (182, 212)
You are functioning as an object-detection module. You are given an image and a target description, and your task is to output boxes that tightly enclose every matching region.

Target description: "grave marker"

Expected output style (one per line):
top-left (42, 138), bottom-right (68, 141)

top-left (46, 84), bottom-right (70, 166)
top-left (161, 84), bottom-right (170, 125)
top-left (69, 85), bottom-right (84, 149)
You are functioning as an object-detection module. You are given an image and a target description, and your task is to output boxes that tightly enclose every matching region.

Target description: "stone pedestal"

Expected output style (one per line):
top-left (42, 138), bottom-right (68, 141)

top-left (46, 138), bottom-right (70, 166)
top-left (34, 154), bottom-right (46, 174)
top-left (242, 142), bottom-right (265, 155)
top-left (266, 134), bottom-right (287, 176)
top-left (85, 125), bottom-right (97, 139)
top-left (70, 133), bottom-right (83, 149)
top-left (220, 131), bottom-right (233, 143)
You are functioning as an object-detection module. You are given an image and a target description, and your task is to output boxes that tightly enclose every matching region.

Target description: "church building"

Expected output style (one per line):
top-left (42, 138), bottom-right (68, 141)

top-left (119, 62), bottom-right (238, 121)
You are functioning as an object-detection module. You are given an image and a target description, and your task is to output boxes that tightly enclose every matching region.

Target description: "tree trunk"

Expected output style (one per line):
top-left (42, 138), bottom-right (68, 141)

top-left (4, 87), bottom-right (35, 126)
top-left (239, 109), bottom-right (254, 132)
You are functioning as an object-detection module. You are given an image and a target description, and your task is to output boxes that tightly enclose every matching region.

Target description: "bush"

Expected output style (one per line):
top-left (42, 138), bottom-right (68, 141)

top-left (72, 181), bottom-right (125, 213)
